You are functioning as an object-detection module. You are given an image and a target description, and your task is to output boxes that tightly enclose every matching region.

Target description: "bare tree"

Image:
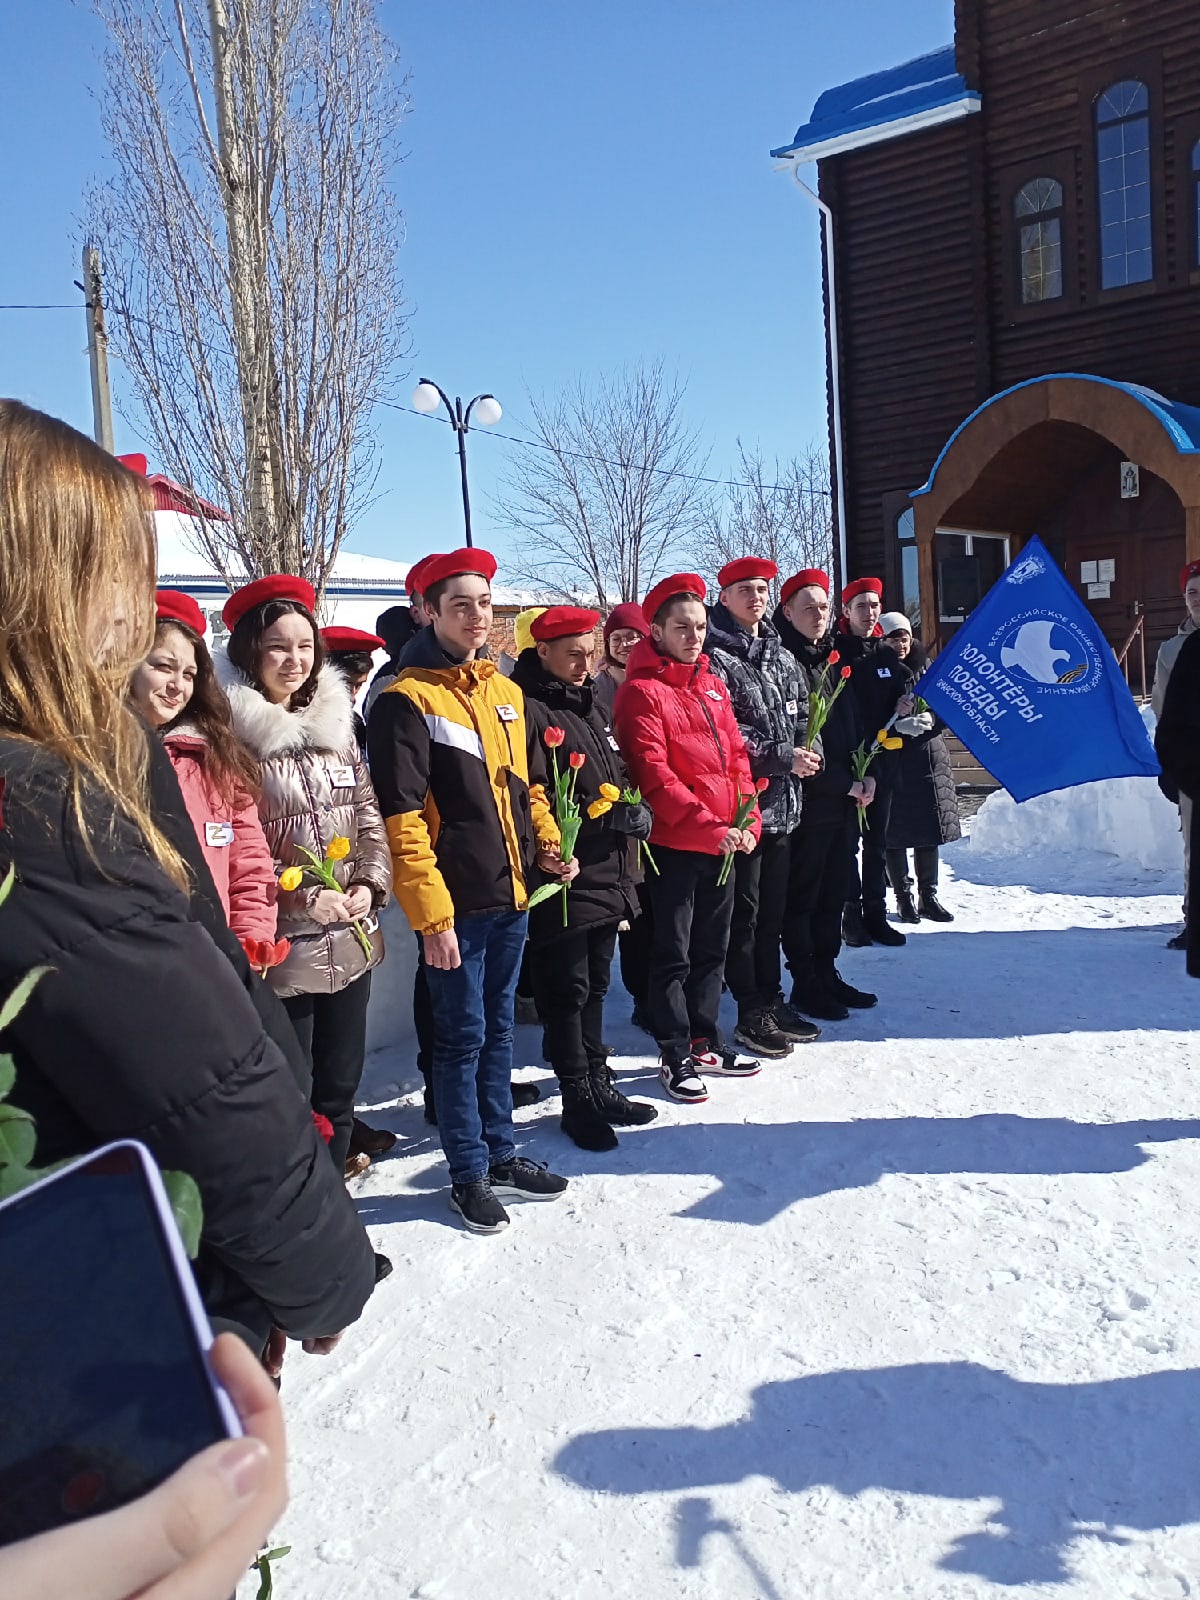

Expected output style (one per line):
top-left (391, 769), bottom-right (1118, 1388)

top-left (494, 363), bottom-right (712, 610)
top-left (86, 0), bottom-right (409, 600)
top-left (690, 441), bottom-right (833, 604)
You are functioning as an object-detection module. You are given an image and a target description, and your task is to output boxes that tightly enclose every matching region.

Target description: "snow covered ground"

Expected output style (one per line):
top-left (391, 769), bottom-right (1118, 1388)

top-left (264, 809), bottom-right (1200, 1600)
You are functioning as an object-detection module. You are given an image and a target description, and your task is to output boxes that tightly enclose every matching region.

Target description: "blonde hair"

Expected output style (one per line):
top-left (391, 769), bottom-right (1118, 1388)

top-left (0, 400), bottom-right (188, 890)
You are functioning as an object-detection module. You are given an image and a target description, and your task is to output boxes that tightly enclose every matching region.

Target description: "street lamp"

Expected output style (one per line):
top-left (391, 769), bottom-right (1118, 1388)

top-left (411, 379), bottom-right (502, 547)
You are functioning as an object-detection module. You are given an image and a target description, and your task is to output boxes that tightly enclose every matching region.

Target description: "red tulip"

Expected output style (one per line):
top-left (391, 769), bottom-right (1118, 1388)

top-left (840, 665), bottom-right (853, 679)
top-left (569, 751), bottom-right (586, 770)
top-left (755, 777), bottom-right (770, 793)
top-left (544, 727), bottom-right (565, 748)
top-left (312, 1111), bottom-right (334, 1144)
top-left (240, 935), bottom-right (292, 977)
top-left (828, 650), bottom-right (840, 665)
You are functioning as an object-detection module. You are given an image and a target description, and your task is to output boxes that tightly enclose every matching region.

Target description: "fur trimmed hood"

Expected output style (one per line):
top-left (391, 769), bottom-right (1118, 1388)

top-left (214, 650), bottom-right (355, 759)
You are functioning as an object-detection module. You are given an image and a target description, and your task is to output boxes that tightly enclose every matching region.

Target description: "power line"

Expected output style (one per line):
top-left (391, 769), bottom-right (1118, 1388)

top-left (0, 302), bottom-right (85, 310)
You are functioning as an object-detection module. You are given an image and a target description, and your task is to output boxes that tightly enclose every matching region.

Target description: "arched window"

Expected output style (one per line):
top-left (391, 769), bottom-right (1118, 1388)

top-left (1015, 177), bottom-right (1064, 303)
top-left (1095, 79), bottom-right (1152, 289)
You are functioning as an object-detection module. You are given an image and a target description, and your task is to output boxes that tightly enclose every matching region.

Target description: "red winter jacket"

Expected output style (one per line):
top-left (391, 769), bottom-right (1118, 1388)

top-left (614, 639), bottom-right (761, 855)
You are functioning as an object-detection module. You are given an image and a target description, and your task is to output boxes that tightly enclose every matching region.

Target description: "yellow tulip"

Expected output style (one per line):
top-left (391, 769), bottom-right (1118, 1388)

top-left (876, 729), bottom-right (890, 744)
top-left (326, 835), bottom-right (351, 862)
top-left (884, 736), bottom-right (904, 751)
top-left (587, 798), bottom-right (613, 820)
top-left (279, 866), bottom-right (304, 891)
top-left (598, 783), bottom-right (621, 802)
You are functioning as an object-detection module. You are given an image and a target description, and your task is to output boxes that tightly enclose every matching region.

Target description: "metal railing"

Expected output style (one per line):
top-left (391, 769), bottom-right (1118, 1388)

top-left (1116, 607), bottom-right (1148, 701)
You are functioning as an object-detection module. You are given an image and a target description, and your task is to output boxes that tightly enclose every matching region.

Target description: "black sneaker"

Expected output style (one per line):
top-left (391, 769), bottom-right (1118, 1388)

top-left (489, 1157), bottom-right (569, 1201)
top-left (691, 1041), bottom-right (762, 1078)
top-left (733, 1010), bottom-right (793, 1059)
top-left (1167, 928), bottom-right (1188, 950)
top-left (770, 1002), bottom-right (821, 1044)
top-left (511, 1079), bottom-right (542, 1109)
top-left (450, 1178), bottom-right (510, 1234)
top-left (659, 1055), bottom-right (708, 1103)
top-left (827, 968), bottom-right (878, 1009)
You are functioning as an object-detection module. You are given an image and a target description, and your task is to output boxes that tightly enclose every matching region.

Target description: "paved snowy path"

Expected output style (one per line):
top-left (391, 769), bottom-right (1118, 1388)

top-left (268, 835), bottom-right (1200, 1599)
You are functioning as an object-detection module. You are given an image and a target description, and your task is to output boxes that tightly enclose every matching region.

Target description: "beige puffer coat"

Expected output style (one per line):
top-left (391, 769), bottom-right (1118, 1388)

top-left (217, 654), bottom-right (391, 998)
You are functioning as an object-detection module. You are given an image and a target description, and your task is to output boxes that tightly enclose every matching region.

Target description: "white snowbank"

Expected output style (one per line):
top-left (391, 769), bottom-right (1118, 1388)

top-left (971, 706), bottom-right (1181, 874)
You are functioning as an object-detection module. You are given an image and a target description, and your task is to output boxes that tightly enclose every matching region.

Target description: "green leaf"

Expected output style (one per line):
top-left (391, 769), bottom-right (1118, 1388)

top-left (0, 1103), bottom-right (37, 1168)
top-left (253, 1544), bottom-right (292, 1600)
top-left (162, 1169), bottom-right (204, 1259)
top-left (0, 1162), bottom-right (38, 1200)
top-left (0, 1052), bottom-right (14, 1102)
top-left (525, 883), bottom-right (561, 910)
top-left (0, 863), bottom-right (14, 910)
top-left (0, 965), bottom-right (52, 1033)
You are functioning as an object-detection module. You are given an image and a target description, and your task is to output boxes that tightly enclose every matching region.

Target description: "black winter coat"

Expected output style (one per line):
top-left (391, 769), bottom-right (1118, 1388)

top-left (1155, 628), bottom-right (1200, 979)
top-left (511, 650), bottom-right (643, 944)
top-left (0, 735), bottom-right (377, 1348)
top-left (884, 645), bottom-right (962, 849)
top-left (774, 609), bottom-right (863, 830)
top-left (834, 619), bottom-right (912, 741)
top-left (705, 603), bottom-right (808, 835)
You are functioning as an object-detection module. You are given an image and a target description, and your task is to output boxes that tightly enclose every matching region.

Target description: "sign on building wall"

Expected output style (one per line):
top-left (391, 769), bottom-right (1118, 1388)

top-left (1120, 462), bottom-right (1141, 499)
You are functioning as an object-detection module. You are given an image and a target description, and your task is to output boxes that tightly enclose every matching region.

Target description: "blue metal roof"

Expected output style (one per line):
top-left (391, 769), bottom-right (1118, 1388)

top-left (913, 374), bottom-right (1200, 498)
top-left (771, 46), bottom-right (981, 163)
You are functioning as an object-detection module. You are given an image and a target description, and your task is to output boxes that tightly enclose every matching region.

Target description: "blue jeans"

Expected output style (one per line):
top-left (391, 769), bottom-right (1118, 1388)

top-left (422, 910), bottom-right (527, 1184)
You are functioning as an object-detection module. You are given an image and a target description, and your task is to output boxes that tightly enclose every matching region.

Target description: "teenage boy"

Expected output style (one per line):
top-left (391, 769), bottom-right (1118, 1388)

top-left (368, 548), bottom-right (576, 1234)
top-left (512, 606), bottom-right (658, 1150)
top-left (774, 570), bottom-right (878, 1020)
top-left (706, 556), bottom-right (822, 1057)
top-left (836, 576), bottom-right (913, 949)
top-left (614, 573), bottom-right (762, 1104)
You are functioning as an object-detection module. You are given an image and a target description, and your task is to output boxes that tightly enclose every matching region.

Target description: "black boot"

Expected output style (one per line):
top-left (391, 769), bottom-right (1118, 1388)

top-left (893, 884), bottom-right (920, 924)
top-left (842, 902), bottom-right (869, 947)
top-left (590, 1063), bottom-right (658, 1126)
top-left (863, 904), bottom-right (906, 946)
top-left (791, 975), bottom-right (849, 1022)
top-left (824, 967), bottom-right (878, 1009)
top-left (511, 1079), bottom-right (542, 1109)
top-left (918, 891), bottom-right (954, 923)
top-left (559, 1075), bottom-right (619, 1151)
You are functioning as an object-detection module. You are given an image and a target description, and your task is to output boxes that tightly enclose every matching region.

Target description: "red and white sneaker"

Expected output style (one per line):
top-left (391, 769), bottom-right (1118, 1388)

top-left (690, 1040), bottom-right (762, 1078)
top-left (659, 1055), bottom-right (709, 1104)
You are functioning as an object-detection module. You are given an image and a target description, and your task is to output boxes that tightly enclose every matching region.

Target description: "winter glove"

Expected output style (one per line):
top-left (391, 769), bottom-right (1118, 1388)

top-left (608, 801), bottom-right (653, 841)
top-left (894, 712), bottom-right (935, 737)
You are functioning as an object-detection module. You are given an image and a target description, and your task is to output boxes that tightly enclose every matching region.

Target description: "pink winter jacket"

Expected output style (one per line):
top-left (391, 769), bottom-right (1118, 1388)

top-left (162, 729), bottom-right (278, 945)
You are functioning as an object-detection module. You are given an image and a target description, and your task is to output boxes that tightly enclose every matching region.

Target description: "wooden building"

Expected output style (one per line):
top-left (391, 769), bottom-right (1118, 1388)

top-left (772, 0), bottom-right (1200, 666)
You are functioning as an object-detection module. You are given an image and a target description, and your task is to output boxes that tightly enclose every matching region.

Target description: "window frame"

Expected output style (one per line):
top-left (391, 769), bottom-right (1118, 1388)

top-left (1078, 53), bottom-right (1166, 303)
top-left (998, 155), bottom-right (1078, 319)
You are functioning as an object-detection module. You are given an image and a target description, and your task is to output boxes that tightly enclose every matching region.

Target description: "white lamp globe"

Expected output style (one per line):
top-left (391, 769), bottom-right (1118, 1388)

top-left (412, 382), bottom-right (441, 414)
top-left (474, 395), bottom-right (502, 426)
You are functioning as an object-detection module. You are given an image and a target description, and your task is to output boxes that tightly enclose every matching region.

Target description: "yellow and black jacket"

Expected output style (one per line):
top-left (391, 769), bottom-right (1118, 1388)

top-left (366, 626), bottom-right (560, 935)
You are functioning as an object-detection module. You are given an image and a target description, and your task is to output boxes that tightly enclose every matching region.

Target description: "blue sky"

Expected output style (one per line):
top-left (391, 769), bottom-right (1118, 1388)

top-left (0, 0), bottom-right (952, 569)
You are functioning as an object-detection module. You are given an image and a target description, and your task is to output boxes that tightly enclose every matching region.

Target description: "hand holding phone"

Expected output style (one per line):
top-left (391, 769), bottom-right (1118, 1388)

top-left (0, 1333), bottom-right (287, 1600)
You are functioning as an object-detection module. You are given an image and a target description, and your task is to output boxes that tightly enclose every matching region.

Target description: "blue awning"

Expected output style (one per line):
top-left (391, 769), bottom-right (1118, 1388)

top-left (771, 46), bottom-right (981, 164)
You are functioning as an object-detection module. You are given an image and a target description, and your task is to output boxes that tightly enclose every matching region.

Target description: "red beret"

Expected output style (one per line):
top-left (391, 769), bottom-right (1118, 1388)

top-left (780, 569), bottom-right (830, 605)
top-left (717, 557), bottom-right (778, 589)
top-left (405, 553), bottom-right (440, 598)
top-left (222, 574), bottom-right (316, 633)
top-left (530, 606), bottom-right (601, 643)
top-left (842, 576), bottom-right (884, 605)
top-left (420, 547), bottom-right (498, 590)
top-left (1181, 560), bottom-right (1200, 592)
top-left (603, 602), bottom-right (649, 642)
top-left (321, 626), bottom-right (385, 654)
top-left (642, 572), bottom-right (706, 627)
top-left (155, 589), bottom-right (206, 636)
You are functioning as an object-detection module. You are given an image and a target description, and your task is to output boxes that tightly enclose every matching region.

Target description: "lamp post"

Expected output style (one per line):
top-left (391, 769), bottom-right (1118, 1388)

top-left (411, 379), bottom-right (502, 547)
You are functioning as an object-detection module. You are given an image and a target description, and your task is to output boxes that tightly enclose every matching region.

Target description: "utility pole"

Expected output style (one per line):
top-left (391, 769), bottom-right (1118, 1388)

top-left (81, 246), bottom-right (115, 454)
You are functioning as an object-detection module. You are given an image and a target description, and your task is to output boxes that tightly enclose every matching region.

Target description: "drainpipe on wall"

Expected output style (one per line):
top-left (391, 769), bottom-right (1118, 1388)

top-left (782, 164), bottom-right (849, 590)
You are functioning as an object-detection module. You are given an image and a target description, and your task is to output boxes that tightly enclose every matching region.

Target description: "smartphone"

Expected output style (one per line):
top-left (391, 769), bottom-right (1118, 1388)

top-left (0, 1140), bottom-right (240, 1547)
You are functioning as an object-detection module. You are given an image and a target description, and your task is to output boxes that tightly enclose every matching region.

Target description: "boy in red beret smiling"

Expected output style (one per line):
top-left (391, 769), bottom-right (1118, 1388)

top-left (367, 549), bottom-right (575, 1233)
top-left (511, 607), bottom-right (658, 1149)
top-left (614, 574), bottom-right (762, 1103)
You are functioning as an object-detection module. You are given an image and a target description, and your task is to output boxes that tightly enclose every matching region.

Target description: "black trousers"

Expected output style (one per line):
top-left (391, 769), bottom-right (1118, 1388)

top-left (618, 880), bottom-right (654, 1009)
top-left (284, 972), bottom-right (373, 1172)
top-left (724, 831), bottom-right (791, 1015)
top-left (845, 775), bottom-right (894, 910)
top-left (886, 845), bottom-right (940, 893)
top-left (530, 922), bottom-right (619, 1080)
top-left (646, 845), bottom-right (735, 1057)
top-left (413, 938), bottom-right (435, 1085)
top-left (782, 821), bottom-right (853, 986)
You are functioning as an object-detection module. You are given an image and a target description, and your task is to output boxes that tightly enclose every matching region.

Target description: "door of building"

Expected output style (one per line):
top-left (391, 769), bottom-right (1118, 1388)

top-left (1062, 525), bottom-right (1184, 666)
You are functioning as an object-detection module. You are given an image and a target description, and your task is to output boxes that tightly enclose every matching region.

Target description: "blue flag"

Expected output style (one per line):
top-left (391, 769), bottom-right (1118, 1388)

top-left (914, 536), bottom-right (1159, 803)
